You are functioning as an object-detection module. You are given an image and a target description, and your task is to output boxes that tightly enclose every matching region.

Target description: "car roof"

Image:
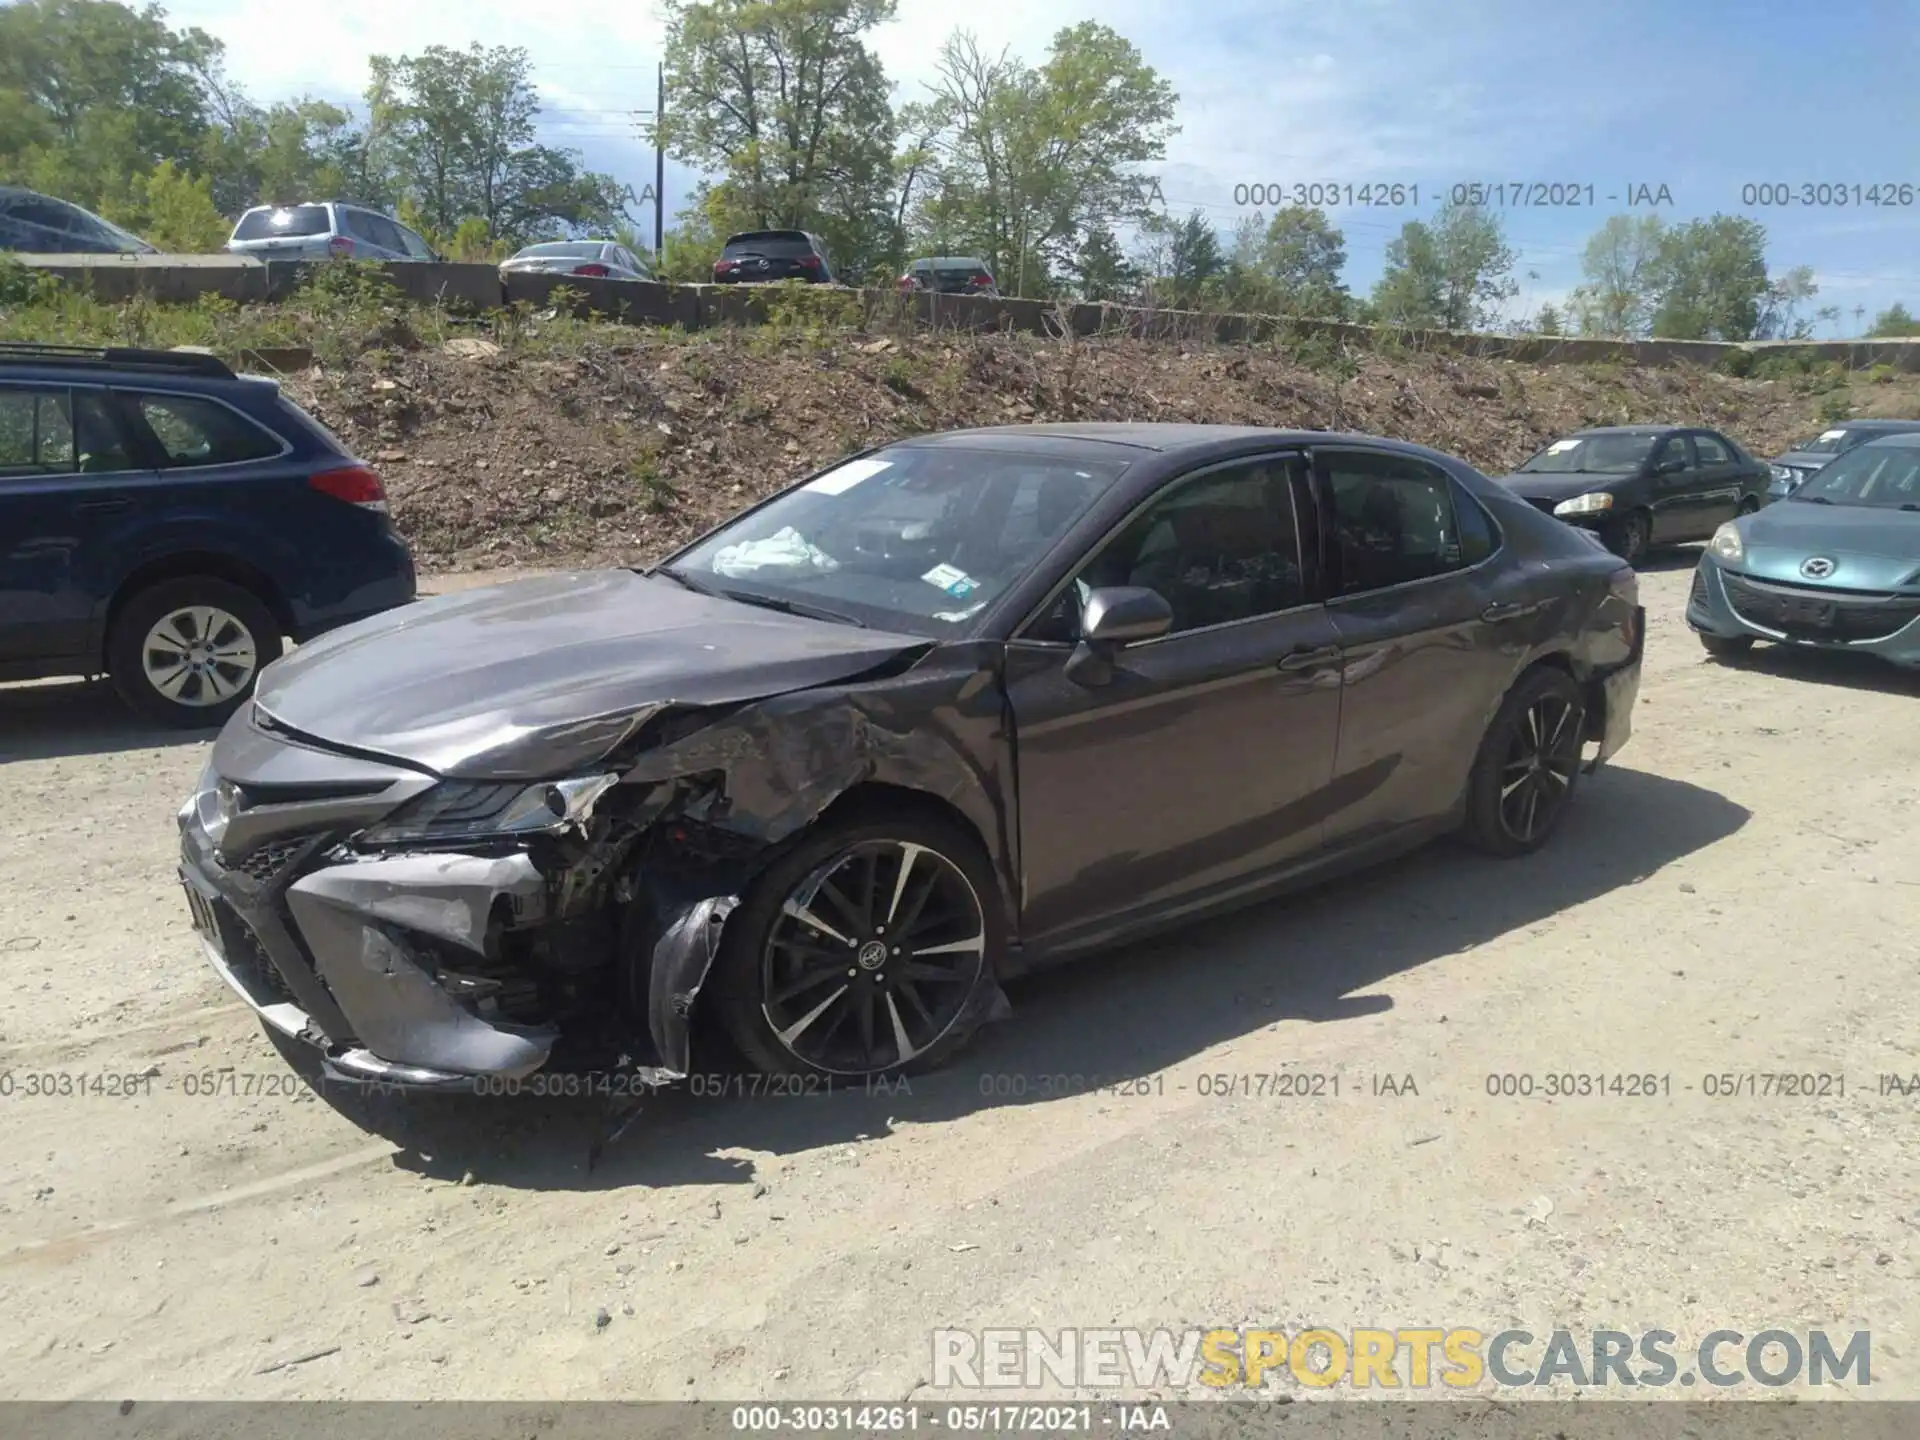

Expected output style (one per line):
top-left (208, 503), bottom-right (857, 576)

top-left (915, 256), bottom-right (990, 266)
top-left (1833, 418), bottom-right (1920, 430)
top-left (1855, 430), bottom-right (1920, 448)
top-left (1567, 425), bottom-right (1684, 437)
top-left (896, 422), bottom-right (1465, 461)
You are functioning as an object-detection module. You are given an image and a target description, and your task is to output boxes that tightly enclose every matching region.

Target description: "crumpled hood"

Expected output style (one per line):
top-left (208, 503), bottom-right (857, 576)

top-left (1772, 451), bottom-right (1836, 473)
top-left (1493, 472), bottom-right (1618, 501)
top-left (251, 570), bottom-right (932, 778)
top-left (1736, 503), bottom-right (1920, 590)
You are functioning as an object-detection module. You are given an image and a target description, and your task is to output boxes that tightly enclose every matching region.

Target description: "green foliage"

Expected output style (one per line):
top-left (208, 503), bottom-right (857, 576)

top-left (366, 43), bottom-right (624, 246)
top-left (0, 254), bottom-right (61, 307)
top-left (1715, 347), bottom-right (1757, 378)
top-left (1533, 302), bottom-right (1563, 336)
top-left (1064, 226), bottom-right (1139, 302)
top-left (1647, 215), bottom-right (1770, 340)
top-left (128, 159), bottom-right (228, 251)
top-left (760, 279), bottom-right (862, 343)
top-left (658, 0), bottom-right (901, 279)
top-left (1869, 302), bottom-right (1920, 337)
top-left (906, 23), bottom-right (1177, 297)
top-left (1569, 214), bottom-right (1666, 336)
top-left (1816, 389), bottom-right (1851, 424)
top-left (1869, 363), bottom-right (1897, 384)
top-left (1371, 201), bottom-right (1517, 331)
top-left (1221, 206), bottom-right (1349, 319)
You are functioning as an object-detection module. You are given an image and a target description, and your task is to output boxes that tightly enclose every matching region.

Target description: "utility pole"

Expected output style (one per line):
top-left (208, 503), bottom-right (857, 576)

top-left (631, 65), bottom-right (667, 262)
top-left (654, 62), bottom-right (665, 257)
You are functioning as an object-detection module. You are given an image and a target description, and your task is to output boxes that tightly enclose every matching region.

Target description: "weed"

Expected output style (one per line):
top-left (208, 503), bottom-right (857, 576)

top-left (1868, 363), bottom-right (1898, 384)
top-left (1816, 390), bottom-right (1852, 424)
top-left (1716, 348), bottom-right (1757, 378)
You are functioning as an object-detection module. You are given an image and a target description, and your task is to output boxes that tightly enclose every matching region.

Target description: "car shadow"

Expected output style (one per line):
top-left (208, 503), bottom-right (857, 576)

top-left (0, 678), bottom-right (213, 761)
top-left (1638, 545), bottom-right (1704, 573)
top-left (319, 764), bottom-right (1751, 1192)
top-left (1719, 644), bottom-right (1920, 698)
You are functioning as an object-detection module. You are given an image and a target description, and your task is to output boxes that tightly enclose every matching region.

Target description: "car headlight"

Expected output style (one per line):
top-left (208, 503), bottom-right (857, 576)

top-left (1768, 463), bottom-right (1795, 483)
top-left (1709, 521), bottom-right (1745, 565)
top-left (358, 774), bottom-right (619, 845)
top-left (1553, 491), bottom-right (1614, 517)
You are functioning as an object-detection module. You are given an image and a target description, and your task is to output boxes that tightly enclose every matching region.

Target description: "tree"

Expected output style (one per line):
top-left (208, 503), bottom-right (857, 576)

top-left (1568, 213), bottom-right (1666, 336)
top-left (1534, 302), bottom-right (1563, 336)
top-left (1647, 215), bottom-right (1770, 341)
top-left (1158, 209), bottom-right (1223, 306)
top-left (1756, 264), bottom-right (1819, 340)
top-left (1222, 204), bottom-right (1347, 317)
top-left (655, 0), bottom-right (899, 279)
top-left (1065, 225), bottom-right (1138, 301)
top-left (1870, 302), bottom-right (1920, 337)
top-left (908, 23), bottom-right (1177, 297)
top-left (1371, 201), bottom-right (1516, 330)
top-left (0, 0), bottom-right (220, 209)
top-left (368, 43), bottom-right (623, 245)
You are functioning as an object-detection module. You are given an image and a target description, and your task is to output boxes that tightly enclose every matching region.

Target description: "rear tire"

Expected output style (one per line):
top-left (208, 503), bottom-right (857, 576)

top-left (710, 811), bottom-right (1004, 1081)
top-left (1461, 667), bottom-right (1587, 859)
top-left (1600, 511), bottom-right (1651, 566)
top-left (1699, 631), bottom-right (1755, 660)
top-left (107, 576), bottom-right (282, 729)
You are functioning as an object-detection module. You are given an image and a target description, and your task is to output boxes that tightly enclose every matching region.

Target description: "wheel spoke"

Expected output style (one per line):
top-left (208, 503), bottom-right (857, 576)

top-left (1501, 772), bottom-right (1531, 800)
top-left (1520, 780), bottom-right (1541, 839)
top-left (776, 983), bottom-right (848, 1046)
top-left (885, 843), bottom-right (923, 925)
top-left (897, 978), bottom-right (936, 1027)
top-left (910, 933), bottom-right (984, 957)
top-left (856, 987), bottom-right (877, 1062)
top-left (815, 877), bottom-right (868, 934)
top-left (890, 867), bottom-right (941, 941)
top-left (782, 897), bottom-right (852, 948)
top-left (149, 660), bottom-right (192, 698)
top-left (770, 964), bottom-right (844, 1007)
top-left (1525, 705), bottom-right (1541, 750)
top-left (884, 992), bottom-right (918, 1064)
top-left (901, 959), bottom-right (974, 983)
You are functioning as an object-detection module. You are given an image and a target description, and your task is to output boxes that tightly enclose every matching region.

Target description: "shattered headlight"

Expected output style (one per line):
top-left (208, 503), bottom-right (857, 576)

top-left (357, 774), bottom-right (619, 845)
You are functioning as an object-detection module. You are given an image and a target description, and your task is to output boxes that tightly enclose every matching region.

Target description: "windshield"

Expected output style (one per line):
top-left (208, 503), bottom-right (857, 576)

top-left (1518, 434), bottom-right (1658, 474)
top-left (1792, 444), bottom-right (1920, 509)
top-left (233, 205), bottom-right (331, 240)
top-left (1790, 428), bottom-right (1861, 456)
top-left (662, 446), bottom-right (1127, 637)
top-left (516, 242), bottom-right (603, 258)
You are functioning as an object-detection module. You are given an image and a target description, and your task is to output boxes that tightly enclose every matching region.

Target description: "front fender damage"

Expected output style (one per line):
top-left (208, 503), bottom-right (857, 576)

top-left (313, 663), bottom-right (1013, 1089)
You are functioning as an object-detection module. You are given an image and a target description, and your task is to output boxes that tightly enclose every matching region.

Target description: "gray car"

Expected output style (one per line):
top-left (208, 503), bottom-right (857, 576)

top-left (177, 424), bottom-right (1643, 1094)
top-left (500, 240), bottom-right (655, 282)
top-left (1766, 419), bottom-right (1920, 499)
top-left (225, 202), bottom-right (438, 263)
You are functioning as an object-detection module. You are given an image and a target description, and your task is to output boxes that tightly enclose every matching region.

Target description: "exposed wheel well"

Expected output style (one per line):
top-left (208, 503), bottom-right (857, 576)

top-left (102, 553), bottom-right (294, 660)
top-left (1511, 652), bottom-right (1606, 742)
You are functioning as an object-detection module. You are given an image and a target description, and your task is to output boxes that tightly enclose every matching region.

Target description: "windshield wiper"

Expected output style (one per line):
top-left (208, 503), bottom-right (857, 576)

top-left (650, 565), bottom-right (719, 594)
top-left (1796, 494), bottom-right (1834, 504)
top-left (716, 588), bottom-right (867, 628)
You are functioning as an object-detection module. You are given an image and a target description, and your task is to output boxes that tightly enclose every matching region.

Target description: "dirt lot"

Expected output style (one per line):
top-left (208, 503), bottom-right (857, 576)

top-left (1, 560), bottom-right (1917, 1404)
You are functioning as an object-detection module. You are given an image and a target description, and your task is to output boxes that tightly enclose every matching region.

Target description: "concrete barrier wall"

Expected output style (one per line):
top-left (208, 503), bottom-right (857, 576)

top-left (17, 254), bottom-right (1920, 371)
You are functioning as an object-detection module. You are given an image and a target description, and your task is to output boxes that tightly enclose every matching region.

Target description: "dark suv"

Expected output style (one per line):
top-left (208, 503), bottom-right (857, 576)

top-left (711, 230), bottom-right (836, 284)
top-left (0, 343), bottom-right (417, 728)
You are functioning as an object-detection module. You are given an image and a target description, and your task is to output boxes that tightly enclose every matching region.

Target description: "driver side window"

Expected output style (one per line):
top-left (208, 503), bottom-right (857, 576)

top-left (1028, 457), bottom-right (1307, 642)
top-left (1651, 436), bottom-right (1693, 473)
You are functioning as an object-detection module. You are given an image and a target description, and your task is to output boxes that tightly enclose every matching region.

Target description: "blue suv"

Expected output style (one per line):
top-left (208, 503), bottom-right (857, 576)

top-left (0, 343), bottom-right (417, 727)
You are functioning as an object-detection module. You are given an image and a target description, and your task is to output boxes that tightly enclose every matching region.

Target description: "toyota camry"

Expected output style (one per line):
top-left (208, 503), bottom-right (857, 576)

top-left (177, 424), bottom-right (1644, 1092)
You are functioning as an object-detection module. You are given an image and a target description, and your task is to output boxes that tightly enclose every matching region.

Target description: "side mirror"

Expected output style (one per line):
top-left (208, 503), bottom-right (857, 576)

top-left (1064, 586), bottom-right (1171, 686)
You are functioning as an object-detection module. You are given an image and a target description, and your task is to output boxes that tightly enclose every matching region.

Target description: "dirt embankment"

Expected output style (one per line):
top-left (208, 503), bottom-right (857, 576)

top-left (283, 329), bottom-right (1893, 571)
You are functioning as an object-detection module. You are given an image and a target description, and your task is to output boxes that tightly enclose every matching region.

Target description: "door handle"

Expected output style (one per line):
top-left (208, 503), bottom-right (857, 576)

top-left (1276, 644), bottom-right (1340, 671)
top-left (1481, 601), bottom-right (1528, 622)
top-left (75, 498), bottom-right (132, 515)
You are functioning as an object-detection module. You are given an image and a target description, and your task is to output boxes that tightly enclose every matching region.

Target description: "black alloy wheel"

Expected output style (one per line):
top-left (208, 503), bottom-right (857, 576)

top-left (1496, 689), bottom-right (1584, 846)
top-left (1462, 667), bottom-right (1587, 858)
top-left (752, 834), bottom-right (990, 1077)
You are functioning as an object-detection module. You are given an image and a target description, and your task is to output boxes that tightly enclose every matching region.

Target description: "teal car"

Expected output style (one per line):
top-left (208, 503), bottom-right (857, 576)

top-left (1687, 432), bottom-right (1920, 666)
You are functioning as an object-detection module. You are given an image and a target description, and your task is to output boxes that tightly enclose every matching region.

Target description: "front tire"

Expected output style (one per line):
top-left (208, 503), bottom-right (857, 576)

top-left (711, 812), bottom-right (1004, 1080)
top-left (107, 576), bottom-right (282, 729)
top-left (1600, 510), bottom-right (1651, 566)
top-left (1461, 667), bottom-right (1587, 858)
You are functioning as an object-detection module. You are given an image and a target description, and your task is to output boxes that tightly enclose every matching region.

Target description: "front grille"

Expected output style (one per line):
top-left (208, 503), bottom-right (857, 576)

top-left (232, 838), bottom-right (310, 884)
top-left (1722, 573), bottom-right (1920, 643)
top-left (1690, 569), bottom-right (1709, 607)
top-left (210, 898), bottom-right (296, 1003)
top-left (1527, 497), bottom-right (1559, 517)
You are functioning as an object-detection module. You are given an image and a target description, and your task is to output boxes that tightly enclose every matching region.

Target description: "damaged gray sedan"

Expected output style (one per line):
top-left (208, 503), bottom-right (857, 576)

top-left (178, 424), bottom-right (1645, 1091)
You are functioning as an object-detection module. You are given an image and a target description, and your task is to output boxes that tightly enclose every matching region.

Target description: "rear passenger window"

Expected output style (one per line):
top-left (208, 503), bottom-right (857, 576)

top-left (0, 389), bottom-right (76, 477)
top-left (1452, 481), bottom-right (1500, 566)
top-left (1323, 451), bottom-right (1485, 594)
top-left (134, 394), bottom-right (281, 468)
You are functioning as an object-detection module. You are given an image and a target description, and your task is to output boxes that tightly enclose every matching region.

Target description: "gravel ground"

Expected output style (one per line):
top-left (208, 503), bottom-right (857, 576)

top-left (1, 560), bottom-right (1916, 1404)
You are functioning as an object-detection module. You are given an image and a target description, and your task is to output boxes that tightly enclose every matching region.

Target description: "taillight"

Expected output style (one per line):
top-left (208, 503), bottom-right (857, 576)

top-left (574, 263), bottom-right (610, 277)
top-left (897, 275), bottom-right (913, 293)
top-left (326, 235), bottom-right (354, 257)
top-left (310, 463), bottom-right (388, 513)
top-left (970, 274), bottom-right (992, 288)
top-left (713, 259), bottom-right (737, 275)
top-left (798, 254), bottom-right (821, 269)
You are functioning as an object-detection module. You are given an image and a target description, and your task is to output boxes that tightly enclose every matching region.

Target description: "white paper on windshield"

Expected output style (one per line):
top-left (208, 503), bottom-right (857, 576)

top-left (1547, 439), bottom-right (1580, 453)
top-left (711, 526), bottom-right (840, 579)
top-left (803, 457), bottom-right (892, 496)
top-left (921, 563), bottom-right (979, 599)
top-left (1818, 429), bottom-right (1847, 442)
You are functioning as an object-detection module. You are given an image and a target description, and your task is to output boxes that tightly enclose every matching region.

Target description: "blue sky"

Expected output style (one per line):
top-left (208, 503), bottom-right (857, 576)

top-left (164, 0), bottom-right (1920, 332)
